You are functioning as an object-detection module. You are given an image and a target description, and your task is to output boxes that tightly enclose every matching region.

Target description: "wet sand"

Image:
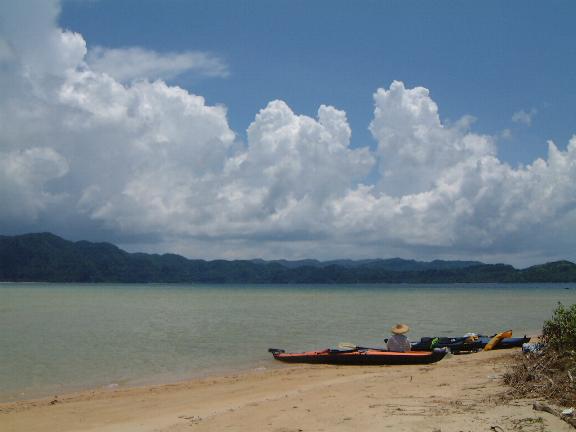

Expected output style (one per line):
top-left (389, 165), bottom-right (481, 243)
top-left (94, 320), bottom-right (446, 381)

top-left (0, 349), bottom-right (571, 432)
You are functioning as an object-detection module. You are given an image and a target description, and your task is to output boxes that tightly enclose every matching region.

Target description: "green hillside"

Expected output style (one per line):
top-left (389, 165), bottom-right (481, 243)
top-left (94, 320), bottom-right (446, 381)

top-left (1, 233), bottom-right (575, 284)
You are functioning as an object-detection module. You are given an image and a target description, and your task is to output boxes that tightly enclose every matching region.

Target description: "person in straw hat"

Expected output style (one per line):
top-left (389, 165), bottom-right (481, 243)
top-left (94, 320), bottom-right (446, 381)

top-left (387, 323), bottom-right (411, 352)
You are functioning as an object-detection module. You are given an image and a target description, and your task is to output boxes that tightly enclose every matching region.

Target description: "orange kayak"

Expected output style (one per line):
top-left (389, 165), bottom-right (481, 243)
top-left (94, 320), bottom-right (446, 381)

top-left (268, 347), bottom-right (447, 365)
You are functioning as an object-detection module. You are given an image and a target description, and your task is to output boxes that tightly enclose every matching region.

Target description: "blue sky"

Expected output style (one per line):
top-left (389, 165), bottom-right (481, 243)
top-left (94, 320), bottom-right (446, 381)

top-left (1, 0), bottom-right (576, 266)
top-left (60, 0), bottom-right (576, 165)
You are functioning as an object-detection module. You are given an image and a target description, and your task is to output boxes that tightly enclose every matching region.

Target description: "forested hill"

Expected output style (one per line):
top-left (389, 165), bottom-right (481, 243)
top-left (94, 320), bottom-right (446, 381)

top-left (1, 233), bottom-right (575, 283)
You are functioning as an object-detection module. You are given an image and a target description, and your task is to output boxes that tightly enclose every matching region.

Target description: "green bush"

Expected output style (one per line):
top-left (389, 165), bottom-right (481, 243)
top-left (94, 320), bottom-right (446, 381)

top-left (541, 302), bottom-right (576, 352)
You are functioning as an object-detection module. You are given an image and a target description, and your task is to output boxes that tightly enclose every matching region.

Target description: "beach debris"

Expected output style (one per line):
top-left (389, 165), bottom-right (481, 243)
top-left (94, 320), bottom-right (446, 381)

top-left (504, 350), bottom-right (576, 406)
top-left (505, 304), bottom-right (576, 407)
top-left (533, 401), bottom-right (576, 428)
top-left (522, 342), bottom-right (544, 354)
top-left (563, 407), bottom-right (575, 415)
top-left (178, 415), bottom-right (202, 424)
top-left (49, 396), bottom-right (59, 405)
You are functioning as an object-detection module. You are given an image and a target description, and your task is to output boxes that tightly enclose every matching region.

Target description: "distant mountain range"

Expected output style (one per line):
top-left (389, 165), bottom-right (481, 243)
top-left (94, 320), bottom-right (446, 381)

top-left (251, 258), bottom-right (484, 271)
top-left (1, 233), bottom-right (575, 284)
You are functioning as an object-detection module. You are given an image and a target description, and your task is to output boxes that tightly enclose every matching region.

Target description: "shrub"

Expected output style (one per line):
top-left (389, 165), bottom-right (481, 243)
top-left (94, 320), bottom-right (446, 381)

top-left (542, 302), bottom-right (576, 353)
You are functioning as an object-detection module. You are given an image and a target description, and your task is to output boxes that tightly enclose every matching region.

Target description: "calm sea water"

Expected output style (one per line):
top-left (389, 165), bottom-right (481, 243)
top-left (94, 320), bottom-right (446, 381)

top-left (1, 282), bottom-right (575, 402)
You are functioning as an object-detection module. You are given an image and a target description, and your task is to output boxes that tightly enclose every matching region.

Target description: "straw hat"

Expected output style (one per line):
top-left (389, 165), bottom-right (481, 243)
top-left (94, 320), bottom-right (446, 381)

top-left (391, 323), bottom-right (410, 334)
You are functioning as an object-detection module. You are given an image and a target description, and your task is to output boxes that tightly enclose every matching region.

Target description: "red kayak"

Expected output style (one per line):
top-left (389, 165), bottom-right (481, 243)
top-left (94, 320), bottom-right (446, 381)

top-left (268, 347), bottom-right (447, 365)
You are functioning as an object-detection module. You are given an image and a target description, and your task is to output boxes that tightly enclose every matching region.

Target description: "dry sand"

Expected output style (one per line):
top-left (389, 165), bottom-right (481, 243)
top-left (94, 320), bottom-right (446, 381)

top-left (0, 349), bottom-right (571, 432)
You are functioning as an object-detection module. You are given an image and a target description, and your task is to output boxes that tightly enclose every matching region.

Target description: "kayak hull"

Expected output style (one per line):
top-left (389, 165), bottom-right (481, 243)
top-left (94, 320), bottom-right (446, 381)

top-left (269, 348), bottom-right (447, 365)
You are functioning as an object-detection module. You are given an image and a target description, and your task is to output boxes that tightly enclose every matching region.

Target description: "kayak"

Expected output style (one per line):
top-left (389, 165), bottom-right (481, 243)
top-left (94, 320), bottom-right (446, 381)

top-left (484, 330), bottom-right (513, 351)
top-left (411, 335), bottom-right (530, 352)
top-left (479, 335), bottom-right (529, 350)
top-left (268, 347), bottom-right (447, 365)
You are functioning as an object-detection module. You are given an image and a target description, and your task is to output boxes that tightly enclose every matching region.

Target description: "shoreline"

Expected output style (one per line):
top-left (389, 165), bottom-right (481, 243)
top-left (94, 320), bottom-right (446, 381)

top-left (0, 361), bottom-right (284, 406)
top-left (0, 360), bottom-right (284, 405)
top-left (1, 349), bottom-right (572, 432)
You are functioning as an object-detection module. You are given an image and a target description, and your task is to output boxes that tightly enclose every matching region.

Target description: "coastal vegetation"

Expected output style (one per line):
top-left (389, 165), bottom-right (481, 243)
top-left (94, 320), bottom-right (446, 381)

top-left (505, 303), bottom-right (576, 406)
top-left (1, 232), bottom-right (576, 283)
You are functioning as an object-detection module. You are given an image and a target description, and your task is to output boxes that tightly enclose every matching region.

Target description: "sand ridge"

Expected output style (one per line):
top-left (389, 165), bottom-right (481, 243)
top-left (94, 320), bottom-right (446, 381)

top-left (0, 350), bottom-right (572, 432)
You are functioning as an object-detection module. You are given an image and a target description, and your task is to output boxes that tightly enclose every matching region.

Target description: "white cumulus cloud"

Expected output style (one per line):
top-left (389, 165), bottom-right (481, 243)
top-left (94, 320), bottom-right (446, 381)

top-left (0, 147), bottom-right (68, 223)
top-left (1, 0), bottom-right (575, 266)
top-left (370, 81), bottom-right (495, 196)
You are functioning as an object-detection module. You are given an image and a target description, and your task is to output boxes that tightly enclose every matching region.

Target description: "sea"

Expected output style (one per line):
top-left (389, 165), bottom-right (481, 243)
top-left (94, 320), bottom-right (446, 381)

top-left (1, 282), bottom-right (575, 402)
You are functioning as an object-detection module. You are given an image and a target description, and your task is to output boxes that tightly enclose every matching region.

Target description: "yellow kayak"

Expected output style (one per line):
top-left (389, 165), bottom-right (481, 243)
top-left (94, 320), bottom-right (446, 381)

top-left (483, 330), bottom-right (513, 351)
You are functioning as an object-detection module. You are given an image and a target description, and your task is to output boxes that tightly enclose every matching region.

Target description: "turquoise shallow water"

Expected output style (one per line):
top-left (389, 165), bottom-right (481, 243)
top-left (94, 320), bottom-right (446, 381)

top-left (1, 282), bottom-right (575, 402)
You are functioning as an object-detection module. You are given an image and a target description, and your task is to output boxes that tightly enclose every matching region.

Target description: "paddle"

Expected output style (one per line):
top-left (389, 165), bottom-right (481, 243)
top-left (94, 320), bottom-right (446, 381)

top-left (337, 342), bottom-right (387, 351)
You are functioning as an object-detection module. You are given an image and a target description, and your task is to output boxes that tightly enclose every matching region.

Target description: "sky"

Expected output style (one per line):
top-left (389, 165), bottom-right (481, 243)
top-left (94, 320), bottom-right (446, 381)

top-left (0, 0), bottom-right (575, 267)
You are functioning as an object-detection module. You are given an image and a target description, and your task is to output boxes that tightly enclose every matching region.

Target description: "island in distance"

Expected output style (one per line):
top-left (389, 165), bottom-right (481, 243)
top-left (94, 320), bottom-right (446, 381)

top-left (0, 233), bottom-right (575, 284)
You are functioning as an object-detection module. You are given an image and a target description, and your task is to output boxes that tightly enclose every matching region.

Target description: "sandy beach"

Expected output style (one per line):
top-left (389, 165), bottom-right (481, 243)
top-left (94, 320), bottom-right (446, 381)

top-left (0, 349), bottom-right (571, 432)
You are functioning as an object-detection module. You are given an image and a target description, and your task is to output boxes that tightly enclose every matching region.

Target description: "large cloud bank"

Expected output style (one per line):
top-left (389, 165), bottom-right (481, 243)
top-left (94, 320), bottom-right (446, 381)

top-left (1, 1), bottom-right (575, 265)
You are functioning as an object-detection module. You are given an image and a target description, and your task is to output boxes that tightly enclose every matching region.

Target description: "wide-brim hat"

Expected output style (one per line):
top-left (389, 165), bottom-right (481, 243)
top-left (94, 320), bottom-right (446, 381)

top-left (391, 323), bottom-right (410, 334)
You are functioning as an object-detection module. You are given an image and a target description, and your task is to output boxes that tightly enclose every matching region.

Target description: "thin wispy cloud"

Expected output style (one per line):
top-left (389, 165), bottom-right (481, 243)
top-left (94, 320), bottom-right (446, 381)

top-left (86, 46), bottom-right (229, 82)
top-left (512, 108), bottom-right (538, 126)
top-left (501, 129), bottom-right (512, 140)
